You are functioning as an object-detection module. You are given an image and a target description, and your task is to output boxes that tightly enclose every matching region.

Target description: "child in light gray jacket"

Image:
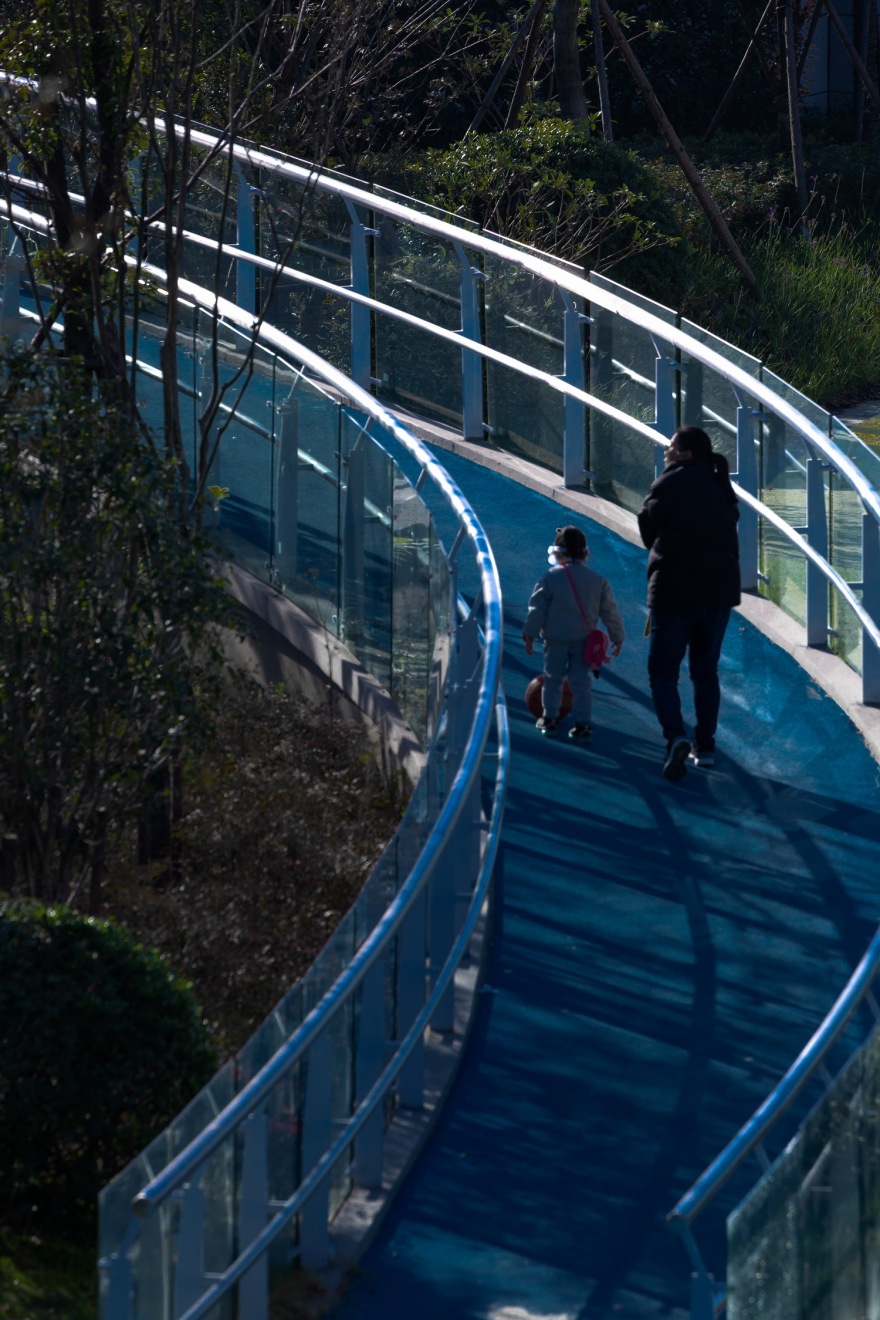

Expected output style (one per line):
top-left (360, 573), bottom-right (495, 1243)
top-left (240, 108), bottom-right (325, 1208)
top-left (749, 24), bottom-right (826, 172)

top-left (523, 525), bottom-right (625, 740)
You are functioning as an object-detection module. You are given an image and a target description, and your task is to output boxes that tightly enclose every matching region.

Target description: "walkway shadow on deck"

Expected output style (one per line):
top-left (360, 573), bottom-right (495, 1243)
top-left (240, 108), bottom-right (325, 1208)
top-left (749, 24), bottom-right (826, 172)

top-left (331, 447), bottom-right (880, 1320)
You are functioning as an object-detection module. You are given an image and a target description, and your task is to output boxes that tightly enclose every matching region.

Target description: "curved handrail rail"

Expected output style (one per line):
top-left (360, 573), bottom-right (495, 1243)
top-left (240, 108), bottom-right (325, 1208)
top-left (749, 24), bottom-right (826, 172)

top-left (669, 926), bottom-right (880, 1232)
top-left (6, 193), bottom-right (880, 658)
top-left (171, 696), bottom-right (510, 1320)
top-left (116, 269), bottom-right (504, 1216)
top-left (174, 124), bottom-right (880, 527)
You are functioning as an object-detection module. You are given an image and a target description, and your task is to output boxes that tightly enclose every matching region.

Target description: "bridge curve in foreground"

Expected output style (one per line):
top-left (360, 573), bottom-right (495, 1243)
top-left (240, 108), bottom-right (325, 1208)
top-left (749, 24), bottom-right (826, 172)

top-left (328, 433), bottom-right (880, 1320)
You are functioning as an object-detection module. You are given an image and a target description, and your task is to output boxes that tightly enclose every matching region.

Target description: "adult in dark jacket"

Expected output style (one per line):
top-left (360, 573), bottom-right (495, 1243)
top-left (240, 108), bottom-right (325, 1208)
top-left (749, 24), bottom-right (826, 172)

top-left (637, 426), bottom-right (740, 780)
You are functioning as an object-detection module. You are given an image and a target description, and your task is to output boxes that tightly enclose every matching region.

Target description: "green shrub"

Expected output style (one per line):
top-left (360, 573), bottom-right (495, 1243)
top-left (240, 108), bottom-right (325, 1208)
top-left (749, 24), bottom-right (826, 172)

top-left (394, 120), bottom-right (684, 301)
top-left (0, 900), bottom-right (217, 1235)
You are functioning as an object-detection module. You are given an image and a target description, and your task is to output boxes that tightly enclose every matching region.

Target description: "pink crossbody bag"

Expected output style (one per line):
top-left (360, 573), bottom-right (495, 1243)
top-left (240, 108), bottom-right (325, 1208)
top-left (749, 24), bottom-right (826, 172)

top-left (561, 563), bottom-right (611, 673)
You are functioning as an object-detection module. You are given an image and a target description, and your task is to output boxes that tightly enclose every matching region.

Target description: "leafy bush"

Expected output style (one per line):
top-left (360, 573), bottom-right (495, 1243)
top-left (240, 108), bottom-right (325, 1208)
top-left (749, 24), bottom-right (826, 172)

top-left (395, 120), bottom-right (683, 300)
top-left (0, 900), bottom-right (217, 1234)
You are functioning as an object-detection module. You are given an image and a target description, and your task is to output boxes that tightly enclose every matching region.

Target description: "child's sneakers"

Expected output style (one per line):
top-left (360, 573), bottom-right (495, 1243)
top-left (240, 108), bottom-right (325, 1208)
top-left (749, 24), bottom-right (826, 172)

top-left (568, 724), bottom-right (592, 742)
top-left (535, 716), bottom-right (559, 736)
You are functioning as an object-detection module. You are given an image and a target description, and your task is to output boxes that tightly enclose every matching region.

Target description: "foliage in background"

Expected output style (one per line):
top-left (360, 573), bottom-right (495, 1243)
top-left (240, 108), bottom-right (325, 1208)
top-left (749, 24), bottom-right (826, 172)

top-left (396, 119), bottom-right (683, 288)
top-left (0, 350), bottom-right (228, 906)
top-left (0, 1229), bottom-right (94, 1320)
top-left (100, 681), bottom-right (406, 1057)
top-left (680, 212), bottom-right (880, 408)
top-left (0, 900), bottom-right (217, 1234)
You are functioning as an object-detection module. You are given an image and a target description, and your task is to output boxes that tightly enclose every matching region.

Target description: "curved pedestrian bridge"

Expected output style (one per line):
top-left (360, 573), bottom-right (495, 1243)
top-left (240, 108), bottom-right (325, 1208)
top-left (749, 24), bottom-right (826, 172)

top-left (4, 109), bottom-right (880, 1320)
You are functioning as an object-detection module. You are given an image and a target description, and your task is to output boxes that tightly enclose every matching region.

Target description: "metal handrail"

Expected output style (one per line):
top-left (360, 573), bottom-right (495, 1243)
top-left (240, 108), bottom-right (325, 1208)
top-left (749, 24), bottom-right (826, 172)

top-left (118, 266), bottom-right (504, 1215)
top-left (175, 125), bottom-right (880, 529)
top-left (6, 196), bottom-right (880, 656)
top-left (172, 695), bottom-right (509, 1320)
top-left (669, 925), bottom-right (880, 1233)
top-left (6, 135), bottom-right (880, 526)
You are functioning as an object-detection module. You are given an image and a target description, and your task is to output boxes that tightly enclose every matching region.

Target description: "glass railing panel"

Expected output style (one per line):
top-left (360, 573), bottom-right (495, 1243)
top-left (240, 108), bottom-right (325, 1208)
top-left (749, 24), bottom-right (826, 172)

top-left (728, 1028), bottom-right (880, 1320)
top-left (209, 333), bottom-right (278, 580)
top-left (99, 1060), bottom-right (236, 1265)
top-left (265, 1060), bottom-right (304, 1207)
top-left (828, 467), bottom-right (864, 671)
top-left (391, 474), bottom-right (434, 745)
top-left (283, 389), bottom-right (342, 632)
top-left (256, 173), bottom-right (353, 373)
top-left (329, 998), bottom-right (356, 1216)
top-left (679, 320), bottom-right (761, 473)
top-left (235, 1007), bottom-right (288, 1091)
top-left (372, 185), bottom-right (481, 232)
top-left (373, 220), bottom-right (463, 431)
top-left (340, 410), bottom-right (394, 692)
top-left (757, 413), bottom-right (810, 628)
top-left (588, 273), bottom-right (677, 513)
top-left (482, 257), bottom-right (565, 473)
top-left (178, 146), bottom-right (239, 301)
top-left (830, 416), bottom-right (880, 492)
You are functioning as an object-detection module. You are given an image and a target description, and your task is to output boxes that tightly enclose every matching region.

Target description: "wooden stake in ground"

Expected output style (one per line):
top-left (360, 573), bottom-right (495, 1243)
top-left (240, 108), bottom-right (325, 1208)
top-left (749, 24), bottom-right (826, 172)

top-left (780, 0), bottom-right (809, 217)
top-left (702, 0), bottom-right (775, 143)
top-left (593, 4), bottom-right (614, 141)
top-left (467, 0), bottom-right (548, 135)
top-left (595, 0), bottom-right (761, 299)
top-left (505, 0), bottom-right (549, 129)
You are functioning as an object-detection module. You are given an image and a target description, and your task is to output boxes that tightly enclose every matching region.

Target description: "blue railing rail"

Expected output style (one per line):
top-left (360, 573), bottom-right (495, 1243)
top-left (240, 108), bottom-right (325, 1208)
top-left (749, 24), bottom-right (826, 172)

top-left (667, 928), bottom-right (880, 1320)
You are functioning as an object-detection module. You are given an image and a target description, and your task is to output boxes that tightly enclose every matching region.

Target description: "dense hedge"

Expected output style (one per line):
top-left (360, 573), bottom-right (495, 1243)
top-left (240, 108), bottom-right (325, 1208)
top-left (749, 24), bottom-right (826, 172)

top-left (0, 900), bottom-right (217, 1233)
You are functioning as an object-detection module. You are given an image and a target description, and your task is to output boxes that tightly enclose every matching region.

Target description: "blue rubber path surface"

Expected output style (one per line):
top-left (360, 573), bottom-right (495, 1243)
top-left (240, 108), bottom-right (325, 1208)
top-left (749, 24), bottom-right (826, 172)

top-left (331, 447), bottom-right (880, 1320)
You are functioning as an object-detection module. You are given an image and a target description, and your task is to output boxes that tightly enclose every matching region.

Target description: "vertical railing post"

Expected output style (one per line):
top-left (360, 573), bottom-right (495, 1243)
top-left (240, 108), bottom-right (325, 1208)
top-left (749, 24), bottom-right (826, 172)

top-left (681, 358), bottom-right (704, 427)
top-left (354, 960), bottom-right (387, 1189)
top-left (396, 887), bottom-right (427, 1107)
top-left (342, 432), bottom-right (366, 647)
top-left (559, 292), bottom-right (586, 488)
top-left (690, 1270), bottom-right (718, 1320)
top-left (734, 402), bottom-right (759, 592)
top-left (346, 205), bottom-right (375, 392)
top-left (587, 301), bottom-right (615, 489)
top-left (454, 243), bottom-right (485, 442)
top-left (862, 513), bottom-right (880, 704)
top-left (430, 610), bottom-right (480, 1032)
top-left (0, 233), bottom-right (22, 341)
top-left (100, 1221), bottom-right (138, 1320)
top-left (234, 162), bottom-right (256, 315)
top-left (173, 1182), bottom-right (207, 1318)
top-left (805, 457), bottom-right (829, 646)
top-left (299, 1028), bottom-right (334, 1268)
top-left (274, 386), bottom-right (299, 587)
top-left (237, 1109), bottom-right (269, 1320)
top-left (651, 334), bottom-right (677, 440)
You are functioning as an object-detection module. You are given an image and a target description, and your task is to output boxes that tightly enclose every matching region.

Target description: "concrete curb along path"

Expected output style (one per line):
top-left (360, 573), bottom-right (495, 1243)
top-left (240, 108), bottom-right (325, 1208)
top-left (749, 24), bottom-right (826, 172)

top-left (325, 425), bottom-right (880, 1320)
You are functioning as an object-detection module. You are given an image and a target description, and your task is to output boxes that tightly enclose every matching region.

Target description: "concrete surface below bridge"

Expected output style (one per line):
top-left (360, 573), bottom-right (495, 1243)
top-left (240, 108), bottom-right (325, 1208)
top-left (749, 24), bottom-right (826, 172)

top-left (325, 437), bottom-right (880, 1320)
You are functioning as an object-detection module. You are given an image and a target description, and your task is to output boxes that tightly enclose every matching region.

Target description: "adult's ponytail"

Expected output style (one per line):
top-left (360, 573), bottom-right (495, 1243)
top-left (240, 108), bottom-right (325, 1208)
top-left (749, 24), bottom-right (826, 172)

top-left (710, 451), bottom-right (738, 506)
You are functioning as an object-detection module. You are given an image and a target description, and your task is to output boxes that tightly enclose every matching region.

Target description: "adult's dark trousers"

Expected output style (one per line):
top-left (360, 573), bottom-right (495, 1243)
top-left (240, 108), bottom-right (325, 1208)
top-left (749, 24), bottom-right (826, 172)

top-left (647, 606), bottom-right (731, 747)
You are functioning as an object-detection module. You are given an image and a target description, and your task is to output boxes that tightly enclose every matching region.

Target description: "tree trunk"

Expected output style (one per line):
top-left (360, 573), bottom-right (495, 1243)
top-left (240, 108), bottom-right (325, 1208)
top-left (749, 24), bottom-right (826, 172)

top-left (554, 0), bottom-right (590, 120)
